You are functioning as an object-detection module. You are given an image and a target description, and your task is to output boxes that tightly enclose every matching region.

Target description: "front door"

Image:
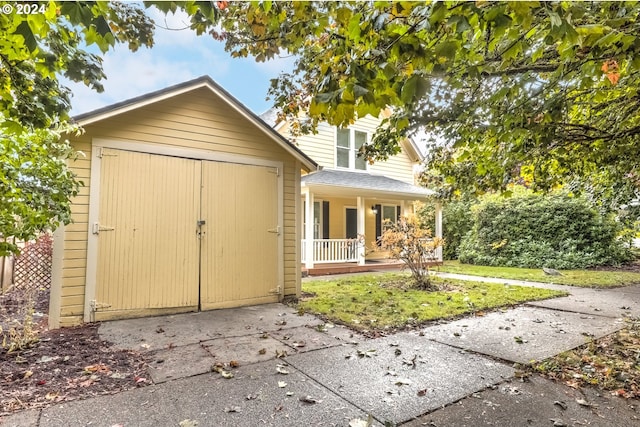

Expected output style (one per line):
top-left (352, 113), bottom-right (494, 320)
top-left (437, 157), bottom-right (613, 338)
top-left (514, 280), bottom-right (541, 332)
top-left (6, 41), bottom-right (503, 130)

top-left (346, 208), bottom-right (357, 239)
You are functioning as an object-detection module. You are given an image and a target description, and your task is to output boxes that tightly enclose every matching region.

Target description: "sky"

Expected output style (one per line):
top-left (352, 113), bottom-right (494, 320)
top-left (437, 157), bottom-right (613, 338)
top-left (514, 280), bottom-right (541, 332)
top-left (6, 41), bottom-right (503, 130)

top-left (65, 7), bottom-right (294, 117)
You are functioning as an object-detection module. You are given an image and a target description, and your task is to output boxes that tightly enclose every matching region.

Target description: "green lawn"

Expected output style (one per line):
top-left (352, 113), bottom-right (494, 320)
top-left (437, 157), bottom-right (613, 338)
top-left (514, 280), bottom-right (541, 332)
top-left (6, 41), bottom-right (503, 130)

top-left (435, 261), bottom-right (640, 288)
top-left (299, 273), bottom-right (565, 331)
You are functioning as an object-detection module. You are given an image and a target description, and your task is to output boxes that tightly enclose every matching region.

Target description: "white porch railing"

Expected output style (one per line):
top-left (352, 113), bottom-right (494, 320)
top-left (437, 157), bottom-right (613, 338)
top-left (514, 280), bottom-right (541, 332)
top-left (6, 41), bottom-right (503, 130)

top-left (301, 239), bottom-right (361, 263)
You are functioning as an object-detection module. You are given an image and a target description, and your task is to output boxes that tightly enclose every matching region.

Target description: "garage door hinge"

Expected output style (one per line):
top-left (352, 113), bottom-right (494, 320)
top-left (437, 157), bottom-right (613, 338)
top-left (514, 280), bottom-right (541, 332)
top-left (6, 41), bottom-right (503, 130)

top-left (90, 300), bottom-right (112, 311)
top-left (92, 222), bottom-right (115, 234)
top-left (96, 148), bottom-right (118, 158)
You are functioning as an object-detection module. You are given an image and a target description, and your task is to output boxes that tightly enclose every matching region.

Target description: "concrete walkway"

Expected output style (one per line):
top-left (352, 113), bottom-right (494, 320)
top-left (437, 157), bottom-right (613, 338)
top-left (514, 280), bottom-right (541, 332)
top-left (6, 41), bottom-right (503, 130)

top-left (3, 277), bottom-right (640, 427)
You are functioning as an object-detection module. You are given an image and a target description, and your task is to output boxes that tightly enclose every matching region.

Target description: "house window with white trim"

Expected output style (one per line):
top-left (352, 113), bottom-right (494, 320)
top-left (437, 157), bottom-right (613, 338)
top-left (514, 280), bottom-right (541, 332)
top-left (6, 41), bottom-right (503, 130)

top-left (336, 128), bottom-right (367, 170)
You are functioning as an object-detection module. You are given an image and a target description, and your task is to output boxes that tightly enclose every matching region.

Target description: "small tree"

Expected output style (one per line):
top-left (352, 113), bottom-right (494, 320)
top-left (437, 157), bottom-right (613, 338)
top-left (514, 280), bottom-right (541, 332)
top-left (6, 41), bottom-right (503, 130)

top-left (380, 215), bottom-right (444, 290)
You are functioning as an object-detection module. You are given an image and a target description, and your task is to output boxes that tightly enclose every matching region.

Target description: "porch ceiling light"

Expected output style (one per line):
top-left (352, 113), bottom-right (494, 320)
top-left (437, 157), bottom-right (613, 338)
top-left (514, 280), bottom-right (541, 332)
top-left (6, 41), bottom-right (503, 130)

top-left (371, 206), bottom-right (378, 214)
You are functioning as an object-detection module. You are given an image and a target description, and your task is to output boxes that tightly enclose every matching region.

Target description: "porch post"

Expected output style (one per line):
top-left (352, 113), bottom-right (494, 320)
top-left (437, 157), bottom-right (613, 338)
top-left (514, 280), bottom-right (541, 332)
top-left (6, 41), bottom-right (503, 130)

top-left (356, 196), bottom-right (366, 265)
top-left (435, 202), bottom-right (443, 262)
top-left (304, 190), bottom-right (315, 269)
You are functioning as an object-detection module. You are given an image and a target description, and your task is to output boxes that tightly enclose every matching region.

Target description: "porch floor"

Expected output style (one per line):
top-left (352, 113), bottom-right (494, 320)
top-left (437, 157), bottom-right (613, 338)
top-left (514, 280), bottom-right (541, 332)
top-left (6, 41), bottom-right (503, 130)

top-left (302, 259), bottom-right (442, 277)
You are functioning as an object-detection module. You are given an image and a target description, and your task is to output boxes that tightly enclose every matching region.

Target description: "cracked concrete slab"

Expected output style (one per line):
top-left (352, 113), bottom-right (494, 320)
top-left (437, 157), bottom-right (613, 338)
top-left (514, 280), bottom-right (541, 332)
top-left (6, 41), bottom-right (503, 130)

top-left (285, 332), bottom-right (513, 425)
top-left (269, 324), bottom-right (362, 353)
top-left (202, 334), bottom-right (292, 366)
top-left (422, 306), bottom-right (625, 364)
top-left (528, 286), bottom-right (640, 318)
top-left (407, 374), bottom-right (640, 427)
top-left (147, 343), bottom-right (215, 383)
top-left (39, 361), bottom-right (376, 427)
top-left (98, 304), bottom-right (323, 351)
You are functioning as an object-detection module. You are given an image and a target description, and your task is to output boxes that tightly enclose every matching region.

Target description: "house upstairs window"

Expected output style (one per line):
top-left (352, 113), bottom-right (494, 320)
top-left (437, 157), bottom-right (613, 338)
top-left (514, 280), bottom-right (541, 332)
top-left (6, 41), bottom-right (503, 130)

top-left (336, 128), bottom-right (367, 170)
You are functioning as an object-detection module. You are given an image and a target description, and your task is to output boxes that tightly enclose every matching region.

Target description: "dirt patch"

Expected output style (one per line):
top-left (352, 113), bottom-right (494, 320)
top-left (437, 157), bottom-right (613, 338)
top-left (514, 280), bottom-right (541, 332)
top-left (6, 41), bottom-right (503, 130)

top-left (1, 287), bottom-right (149, 416)
top-left (590, 259), bottom-right (640, 273)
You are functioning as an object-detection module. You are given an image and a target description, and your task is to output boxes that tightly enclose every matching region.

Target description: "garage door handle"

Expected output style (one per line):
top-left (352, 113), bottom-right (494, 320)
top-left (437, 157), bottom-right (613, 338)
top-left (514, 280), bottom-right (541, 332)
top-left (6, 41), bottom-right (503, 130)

top-left (92, 222), bottom-right (115, 234)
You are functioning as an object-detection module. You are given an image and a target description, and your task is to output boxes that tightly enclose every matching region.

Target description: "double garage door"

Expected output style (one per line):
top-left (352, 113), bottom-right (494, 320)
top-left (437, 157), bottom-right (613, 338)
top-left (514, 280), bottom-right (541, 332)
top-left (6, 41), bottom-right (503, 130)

top-left (91, 148), bottom-right (280, 321)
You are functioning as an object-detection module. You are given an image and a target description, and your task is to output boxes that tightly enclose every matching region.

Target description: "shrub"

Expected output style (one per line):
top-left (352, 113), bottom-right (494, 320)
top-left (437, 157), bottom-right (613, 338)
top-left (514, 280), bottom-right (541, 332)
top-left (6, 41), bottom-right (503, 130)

top-left (458, 192), bottom-right (633, 269)
top-left (417, 199), bottom-right (474, 260)
top-left (380, 215), bottom-right (444, 289)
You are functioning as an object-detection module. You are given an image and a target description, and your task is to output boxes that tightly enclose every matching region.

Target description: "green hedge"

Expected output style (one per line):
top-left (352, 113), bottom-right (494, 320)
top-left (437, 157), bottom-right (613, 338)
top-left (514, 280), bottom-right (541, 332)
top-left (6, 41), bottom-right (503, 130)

top-left (458, 193), bottom-right (633, 269)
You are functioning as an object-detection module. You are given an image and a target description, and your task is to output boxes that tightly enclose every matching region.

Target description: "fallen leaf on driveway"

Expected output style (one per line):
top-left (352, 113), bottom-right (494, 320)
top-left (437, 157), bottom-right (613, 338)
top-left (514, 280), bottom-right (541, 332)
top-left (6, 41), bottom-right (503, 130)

top-left (224, 406), bottom-right (241, 413)
top-left (179, 419), bottom-right (199, 427)
top-left (292, 341), bottom-right (306, 348)
top-left (299, 395), bottom-right (320, 404)
top-left (276, 364), bottom-right (290, 375)
top-left (395, 378), bottom-right (412, 386)
top-left (575, 398), bottom-right (595, 407)
top-left (349, 416), bottom-right (373, 427)
top-left (229, 360), bottom-right (240, 368)
top-left (275, 349), bottom-right (288, 358)
top-left (258, 348), bottom-right (267, 355)
top-left (278, 381), bottom-right (287, 388)
top-left (554, 400), bottom-right (567, 410)
top-left (417, 388), bottom-right (428, 396)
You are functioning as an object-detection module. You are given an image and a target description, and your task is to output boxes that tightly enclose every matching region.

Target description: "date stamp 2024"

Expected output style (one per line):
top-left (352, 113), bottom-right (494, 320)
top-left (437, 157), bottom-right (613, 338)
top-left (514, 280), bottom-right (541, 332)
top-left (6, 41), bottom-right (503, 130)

top-left (2, 3), bottom-right (48, 15)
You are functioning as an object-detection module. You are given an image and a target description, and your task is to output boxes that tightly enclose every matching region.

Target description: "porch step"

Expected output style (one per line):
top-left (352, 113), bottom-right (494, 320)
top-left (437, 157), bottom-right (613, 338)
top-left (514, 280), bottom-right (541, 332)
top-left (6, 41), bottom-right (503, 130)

top-left (301, 260), bottom-right (443, 277)
top-left (302, 261), bottom-right (403, 277)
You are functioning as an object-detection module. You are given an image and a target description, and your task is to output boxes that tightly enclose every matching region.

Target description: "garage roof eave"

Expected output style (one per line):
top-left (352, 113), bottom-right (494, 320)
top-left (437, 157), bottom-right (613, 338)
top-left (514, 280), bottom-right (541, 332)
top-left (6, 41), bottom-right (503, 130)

top-left (72, 76), bottom-right (318, 172)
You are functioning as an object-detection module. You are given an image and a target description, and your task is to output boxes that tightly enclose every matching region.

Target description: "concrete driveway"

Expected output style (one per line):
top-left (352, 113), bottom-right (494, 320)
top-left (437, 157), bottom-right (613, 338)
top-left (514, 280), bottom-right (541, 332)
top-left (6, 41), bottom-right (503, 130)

top-left (5, 280), bottom-right (640, 426)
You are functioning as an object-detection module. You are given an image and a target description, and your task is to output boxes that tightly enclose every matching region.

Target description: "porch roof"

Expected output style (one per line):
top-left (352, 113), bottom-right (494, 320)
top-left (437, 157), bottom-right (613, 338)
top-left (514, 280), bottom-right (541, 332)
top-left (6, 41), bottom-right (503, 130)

top-left (301, 169), bottom-right (436, 199)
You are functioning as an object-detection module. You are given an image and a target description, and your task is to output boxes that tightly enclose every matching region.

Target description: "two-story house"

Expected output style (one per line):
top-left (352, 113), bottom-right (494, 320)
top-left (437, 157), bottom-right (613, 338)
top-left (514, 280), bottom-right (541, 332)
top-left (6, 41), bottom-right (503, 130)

top-left (264, 111), bottom-right (443, 274)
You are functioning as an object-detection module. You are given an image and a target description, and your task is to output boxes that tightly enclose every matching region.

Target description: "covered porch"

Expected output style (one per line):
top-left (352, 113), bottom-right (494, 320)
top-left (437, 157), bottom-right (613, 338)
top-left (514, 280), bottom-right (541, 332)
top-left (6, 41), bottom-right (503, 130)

top-left (301, 169), bottom-right (442, 270)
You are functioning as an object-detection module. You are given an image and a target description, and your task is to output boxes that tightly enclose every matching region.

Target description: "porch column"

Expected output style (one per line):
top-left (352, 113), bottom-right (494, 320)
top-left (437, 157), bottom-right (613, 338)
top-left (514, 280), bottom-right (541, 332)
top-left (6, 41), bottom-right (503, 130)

top-left (357, 196), bottom-right (366, 265)
top-left (435, 202), bottom-right (443, 262)
top-left (304, 190), bottom-right (315, 269)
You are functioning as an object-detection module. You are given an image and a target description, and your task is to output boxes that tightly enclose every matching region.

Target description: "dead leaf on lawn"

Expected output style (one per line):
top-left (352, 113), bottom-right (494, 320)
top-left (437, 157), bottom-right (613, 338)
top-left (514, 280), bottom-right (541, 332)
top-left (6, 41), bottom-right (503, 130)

top-left (45, 392), bottom-right (59, 401)
top-left (224, 406), bottom-right (241, 413)
top-left (134, 375), bottom-right (148, 384)
top-left (84, 363), bottom-right (110, 374)
top-left (299, 395), bottom-right (320, 404)
top-left (179, 419), bottom-right (199, 427)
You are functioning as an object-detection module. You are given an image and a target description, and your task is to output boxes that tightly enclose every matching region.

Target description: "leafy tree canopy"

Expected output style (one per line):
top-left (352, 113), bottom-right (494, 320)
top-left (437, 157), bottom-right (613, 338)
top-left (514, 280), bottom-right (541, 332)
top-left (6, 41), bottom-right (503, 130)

top-left (209, 1), bottom-right (640, 205)
top-left (0, 0), bottom-right (218, 254)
